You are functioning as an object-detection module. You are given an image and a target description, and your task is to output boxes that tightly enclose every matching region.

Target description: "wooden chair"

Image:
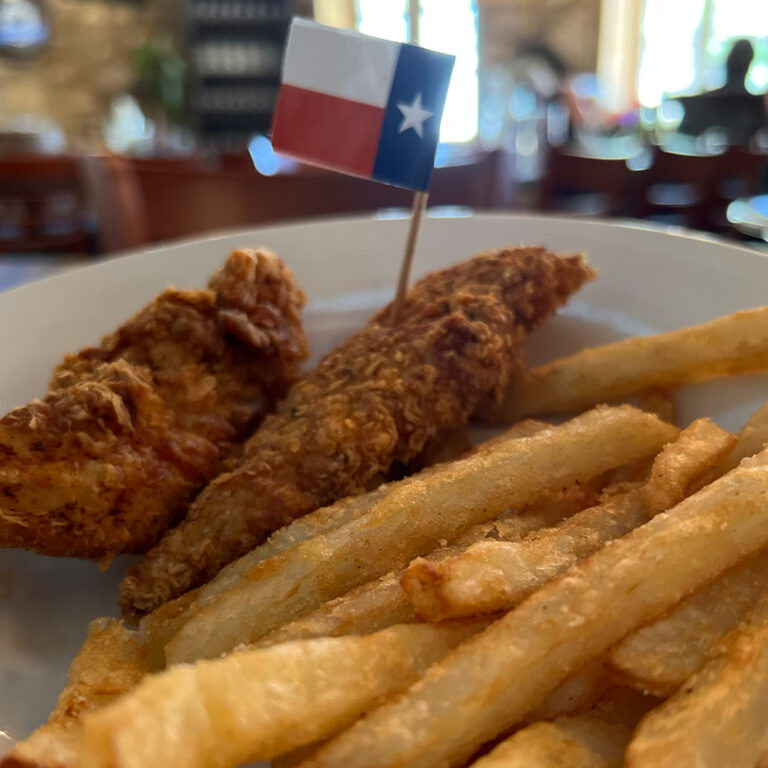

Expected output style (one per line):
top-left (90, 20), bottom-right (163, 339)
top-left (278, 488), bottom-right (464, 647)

top-left (0, 155), bottom-right (150, 255)
top-left (127, 150), bottom-right (503, 244)
top-left (538, 144), bottom-right (638, 217)
top-left (637, 147), bottom-right (726, 231)
top-left (0, 156), bottom-right (96, 254)
top-left (80, 155), bottom-right (150, 252)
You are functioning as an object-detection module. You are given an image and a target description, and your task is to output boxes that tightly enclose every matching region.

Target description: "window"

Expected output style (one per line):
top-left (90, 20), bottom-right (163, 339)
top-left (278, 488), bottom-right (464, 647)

top-left (638, 0), bottom-right (768, 107)
top-left (356, 0), bottom-right (479, 143)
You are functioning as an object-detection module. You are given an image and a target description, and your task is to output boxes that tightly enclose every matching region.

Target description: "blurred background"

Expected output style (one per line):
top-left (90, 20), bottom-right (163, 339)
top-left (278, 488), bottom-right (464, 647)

top-left (1, 0), bottom-right (767, 281)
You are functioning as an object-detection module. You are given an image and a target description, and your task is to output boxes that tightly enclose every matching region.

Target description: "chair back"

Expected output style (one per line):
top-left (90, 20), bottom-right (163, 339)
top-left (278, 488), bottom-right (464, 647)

top-left (128, 151), bottom-right (502, 243)
top-left (539, 145), bottom-right (635, 217)
top-left (0, 156), bottom-right (94, 254)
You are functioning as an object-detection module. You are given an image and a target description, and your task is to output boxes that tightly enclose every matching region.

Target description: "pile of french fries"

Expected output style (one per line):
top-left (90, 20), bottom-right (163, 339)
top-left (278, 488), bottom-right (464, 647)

top-left (8, 306), bottom-right (768, 768)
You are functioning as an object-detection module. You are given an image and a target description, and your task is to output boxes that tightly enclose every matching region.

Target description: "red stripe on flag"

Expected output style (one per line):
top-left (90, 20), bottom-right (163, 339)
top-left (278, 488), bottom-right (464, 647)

top-left (272, 85), bottom-right (384, 178)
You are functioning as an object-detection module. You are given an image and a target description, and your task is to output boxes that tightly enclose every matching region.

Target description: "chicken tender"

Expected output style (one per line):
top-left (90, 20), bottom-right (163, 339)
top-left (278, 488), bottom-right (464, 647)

top-left (121, 246), bottom-right (595, 616)
top-left (0, 249), bottom-right (307, 561)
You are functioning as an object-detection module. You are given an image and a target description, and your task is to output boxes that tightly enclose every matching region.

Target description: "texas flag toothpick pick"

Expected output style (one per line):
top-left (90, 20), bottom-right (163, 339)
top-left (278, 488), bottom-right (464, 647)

top-left (271, 18), bottom-right (455, 323)
top-left (272, 18), bottom-right (454, 191)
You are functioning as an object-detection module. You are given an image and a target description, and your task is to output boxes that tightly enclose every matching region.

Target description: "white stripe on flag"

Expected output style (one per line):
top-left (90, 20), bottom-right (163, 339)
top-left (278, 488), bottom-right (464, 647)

top-left (282, 18), bottom-right (400, 108)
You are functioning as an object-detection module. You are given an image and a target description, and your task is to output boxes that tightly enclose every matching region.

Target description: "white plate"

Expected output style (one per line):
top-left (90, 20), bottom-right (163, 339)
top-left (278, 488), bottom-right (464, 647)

top-left (2, 212), bottom-right (768, 753)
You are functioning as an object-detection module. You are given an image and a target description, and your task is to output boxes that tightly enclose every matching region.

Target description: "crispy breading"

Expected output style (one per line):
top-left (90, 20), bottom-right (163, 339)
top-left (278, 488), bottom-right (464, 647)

top-left (121, 247), bottom-right (595, 616)
top-left (0, 249), bottom-right (307, 560)
top-left (52, 248), bottom-right (307, 452)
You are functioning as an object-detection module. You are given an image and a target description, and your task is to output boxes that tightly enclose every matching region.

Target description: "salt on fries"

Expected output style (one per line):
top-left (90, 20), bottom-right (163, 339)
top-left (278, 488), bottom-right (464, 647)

top-left (480, 306), bottom-right (768, 421)
top-left (8, 304), bottom-right (768, 768)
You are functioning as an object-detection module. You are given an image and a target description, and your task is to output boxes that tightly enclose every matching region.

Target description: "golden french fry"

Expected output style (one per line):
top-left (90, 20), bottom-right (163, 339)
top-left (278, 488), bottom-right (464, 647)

top-left (479, 307), bottom-right (768, 422)
top-left (626, 586), bottom-right (768, 768)
top-left (299, 447), bottom-right (768, 768)
top-left (609, 549), bottom-right (768, 696)
top-left (402, 491), bottom-right (646, 621)
top-left (719, 401), bottom-right (768, 473)
top-left (527, 656), bottom-right (611, 722)
top-left (78, 622), bottom-right (483, 768)
top-left (198, 486), bottom-right (391, 607)
top-left (3, 620), bottom-right (146, 768)
top-left (606, 388), bottom-right (677, 485)
top-left (139, 589), bottom-right (200, 671)
top-left (640, 418), bottom-right (735, 512)
top-left (255, 503), bottom-right (580, 649)
top-left (252, 572), bottom-right (412, 648)
top-left (467, 712), bottom-right (631, 768)
top-left (165, 406), bottom-right (676, 664)
top-left (402, 419), bottom-right (731, 621)
top-left (139, 485), bottom-right (394, 665)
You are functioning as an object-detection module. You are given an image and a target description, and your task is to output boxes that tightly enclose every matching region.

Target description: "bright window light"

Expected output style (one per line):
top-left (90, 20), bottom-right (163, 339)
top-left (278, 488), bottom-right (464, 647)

top-left (637, 0), bottom-right (705, 107)
top-left (356, 0), bottom-right (479, 143)
top-left (638, 0), bottom-right (768, 107)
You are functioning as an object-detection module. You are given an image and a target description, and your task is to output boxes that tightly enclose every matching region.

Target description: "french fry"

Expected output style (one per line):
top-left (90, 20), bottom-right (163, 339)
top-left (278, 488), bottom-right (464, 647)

top-left (3, 620), bottom-right (146, 768)
top-left (165, 406), bottom-right (676, 663)
top-left (609, 549), bottom-right (768, 696)
top-left (605, 388), bottom-right (676, 485)
top-left (640, 418), bottom-right (735, 512)
top-left (719, 401), bottom-right (768, 473)
top-left (139, 588), bottom-right (200, 670)
top-left (255, 504), bottom-right (581, 649)
top-left (198, 485), bottom-right (391, 607)
top-left (626, 586), bottom-right (768, 768)
top-left (78, 622), bottom-right (483, 768)
top-left (479, 307), bottom-right (768, 422)
top-left (403, 419), bottom-right (732, 621)
top-left (527, 656), bottom-right (612, 722)
top-left (402, 490), bottom-right (647, 621)
top-left (299, 447), bottom-right (768, 768)
top-left (138, 489), bottom-right (390, 666)
top-left (467, 712), bottom-right (631, 768)
top-left (252, 572), bottom-right (412, 648)
top-left (607, 403), bottom-right (768, 696)
top-left (469, 688), bottom-right (657, 768)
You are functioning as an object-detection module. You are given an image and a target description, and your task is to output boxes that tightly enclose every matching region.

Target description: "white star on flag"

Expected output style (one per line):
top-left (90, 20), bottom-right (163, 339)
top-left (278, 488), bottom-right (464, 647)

top-left (396, 93), bottom-right (433, 139)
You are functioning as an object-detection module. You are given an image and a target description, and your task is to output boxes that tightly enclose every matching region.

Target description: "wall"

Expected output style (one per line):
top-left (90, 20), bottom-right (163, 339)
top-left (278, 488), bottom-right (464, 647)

top-left (0, 0), bottom-right (179, 148)
top-left (478, 0), bottom-right (602, 75)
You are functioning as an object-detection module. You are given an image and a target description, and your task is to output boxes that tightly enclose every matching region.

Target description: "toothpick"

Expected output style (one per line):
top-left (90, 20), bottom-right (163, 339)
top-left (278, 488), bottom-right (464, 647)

top-left (390, 190), bottom-right (428, 325)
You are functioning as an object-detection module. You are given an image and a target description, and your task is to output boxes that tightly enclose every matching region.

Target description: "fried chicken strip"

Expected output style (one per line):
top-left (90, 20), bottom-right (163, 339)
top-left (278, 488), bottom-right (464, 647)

top-left (0, 249), bottom-right (307, 560)
top-left (121, 247), bottom-right (595, 616)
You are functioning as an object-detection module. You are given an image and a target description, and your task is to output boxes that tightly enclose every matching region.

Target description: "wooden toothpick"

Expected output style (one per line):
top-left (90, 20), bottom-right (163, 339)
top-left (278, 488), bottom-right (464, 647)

top-left (390, 189), bottom-right (428, 325)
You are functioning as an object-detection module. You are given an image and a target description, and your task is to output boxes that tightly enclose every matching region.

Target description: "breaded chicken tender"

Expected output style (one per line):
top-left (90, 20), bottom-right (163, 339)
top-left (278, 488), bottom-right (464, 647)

top-left (121, 247), bottom-right (595, 615)
top-left (0, 249), bottom-right (307, 561)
